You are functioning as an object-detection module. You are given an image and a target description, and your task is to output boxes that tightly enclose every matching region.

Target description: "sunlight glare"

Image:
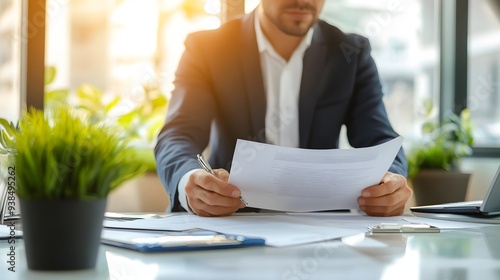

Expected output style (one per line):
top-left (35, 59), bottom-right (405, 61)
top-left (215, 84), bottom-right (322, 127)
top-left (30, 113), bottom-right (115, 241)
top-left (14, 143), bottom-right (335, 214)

top-left (246, 0), bottom-right (260, 13)
top-left (205, 0), bottom-right (221, 15)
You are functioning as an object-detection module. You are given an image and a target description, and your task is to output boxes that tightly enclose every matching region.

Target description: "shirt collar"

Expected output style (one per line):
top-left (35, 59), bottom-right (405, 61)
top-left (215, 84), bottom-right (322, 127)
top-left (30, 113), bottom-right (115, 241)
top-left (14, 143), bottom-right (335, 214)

top-left (254, 11), bottom-right (314, 55)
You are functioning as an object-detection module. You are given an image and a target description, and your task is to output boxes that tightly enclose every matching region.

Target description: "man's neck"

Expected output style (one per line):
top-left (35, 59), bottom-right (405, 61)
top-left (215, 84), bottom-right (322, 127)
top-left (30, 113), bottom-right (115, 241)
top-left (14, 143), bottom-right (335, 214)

top-left (257, 9), bottom-right (304, 61)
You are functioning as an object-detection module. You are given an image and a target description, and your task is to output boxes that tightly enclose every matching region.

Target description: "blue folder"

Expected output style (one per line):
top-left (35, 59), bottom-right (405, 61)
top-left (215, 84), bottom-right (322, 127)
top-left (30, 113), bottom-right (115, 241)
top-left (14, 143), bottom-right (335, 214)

top-left (101, 229), bottom-right (265, 252)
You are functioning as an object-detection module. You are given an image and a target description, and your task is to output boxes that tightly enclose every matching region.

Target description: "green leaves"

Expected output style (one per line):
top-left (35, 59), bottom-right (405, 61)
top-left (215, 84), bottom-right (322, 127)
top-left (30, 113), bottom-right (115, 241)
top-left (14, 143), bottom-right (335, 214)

top-left (407, 105), bottom-right (474, 178)
top-left (45, 89), bottom-right (70, 109)
top-left (44, 66), bottom-right (168, 173)
top-left (0, 119), bottom-right (19, 154)
top-left (11, 106), bottom-right (147, 199)
top-left (45, 66), bottom-right (57, 86)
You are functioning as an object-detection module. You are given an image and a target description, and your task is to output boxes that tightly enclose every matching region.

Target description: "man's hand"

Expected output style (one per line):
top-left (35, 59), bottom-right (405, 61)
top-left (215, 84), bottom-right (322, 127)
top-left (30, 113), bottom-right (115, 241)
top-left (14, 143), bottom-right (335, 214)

top-left (357, 172), bottom-right (412, 216)
top-left (185, 169), bottom-right (246, 217)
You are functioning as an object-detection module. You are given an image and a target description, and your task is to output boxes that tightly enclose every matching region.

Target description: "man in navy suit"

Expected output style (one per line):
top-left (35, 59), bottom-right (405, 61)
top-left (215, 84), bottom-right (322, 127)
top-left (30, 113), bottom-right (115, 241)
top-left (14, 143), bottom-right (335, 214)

top-left (155, 0), bottom-right (412, 216)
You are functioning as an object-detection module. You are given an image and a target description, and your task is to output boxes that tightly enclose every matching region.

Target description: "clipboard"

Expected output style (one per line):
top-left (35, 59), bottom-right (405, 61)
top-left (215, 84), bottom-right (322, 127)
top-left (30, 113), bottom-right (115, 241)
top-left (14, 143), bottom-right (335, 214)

top-left (101, 229), bottom-right (266, 252)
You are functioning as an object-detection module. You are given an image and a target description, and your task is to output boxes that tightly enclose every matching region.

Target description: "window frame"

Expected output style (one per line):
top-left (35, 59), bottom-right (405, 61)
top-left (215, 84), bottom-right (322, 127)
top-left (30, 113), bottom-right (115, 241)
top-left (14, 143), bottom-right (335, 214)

top-left (23, 0), bottom-right (46, 110)
top-left (442, 0), bottom-right (500, 157)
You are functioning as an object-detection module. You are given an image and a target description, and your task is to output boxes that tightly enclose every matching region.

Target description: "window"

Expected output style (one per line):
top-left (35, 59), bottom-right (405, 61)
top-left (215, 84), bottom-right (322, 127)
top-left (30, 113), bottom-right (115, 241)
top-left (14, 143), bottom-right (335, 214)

top-left (44, 0), bottom-right (221, 146)
top-left (6, 0), bottom-right (500, 153)
top-left (320, 0), bottom-right (440, 144)
top-left (46, 0), bottom-right (221, 97)
top-left (0, 0), bottom-right (22, 122)
top-left (468, 0), bottom-right (500, 148)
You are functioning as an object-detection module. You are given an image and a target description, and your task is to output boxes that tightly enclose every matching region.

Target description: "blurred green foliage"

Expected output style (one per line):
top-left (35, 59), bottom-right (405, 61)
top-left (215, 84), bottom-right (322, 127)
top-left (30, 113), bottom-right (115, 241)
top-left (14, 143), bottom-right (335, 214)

top-left (407, 100), bottom-right (474, 178)
top-left (0, 119), bottom-right (18, 155)
top-left (44, 66), bottom-right (168, 172)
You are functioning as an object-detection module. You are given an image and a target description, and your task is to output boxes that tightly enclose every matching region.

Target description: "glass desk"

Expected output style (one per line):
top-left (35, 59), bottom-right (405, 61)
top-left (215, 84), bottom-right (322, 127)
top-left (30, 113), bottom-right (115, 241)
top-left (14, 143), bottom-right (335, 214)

top-left (1, 218), bottom-right (500, 280)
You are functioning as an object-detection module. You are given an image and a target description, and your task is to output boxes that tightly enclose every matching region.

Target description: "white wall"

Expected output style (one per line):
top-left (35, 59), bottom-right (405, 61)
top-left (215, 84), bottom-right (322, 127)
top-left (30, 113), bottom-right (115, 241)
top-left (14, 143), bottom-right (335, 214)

top-left (460, 157), bottom-right (500, 201)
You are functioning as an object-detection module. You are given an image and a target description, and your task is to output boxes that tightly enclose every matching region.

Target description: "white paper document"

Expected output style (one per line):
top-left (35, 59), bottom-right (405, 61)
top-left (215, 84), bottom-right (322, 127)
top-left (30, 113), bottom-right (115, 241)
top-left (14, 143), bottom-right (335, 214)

top-left (229, 137), bottom-right (403, 212)
top-left (103, 212), bottom-right (494, 247)
top-left (0, 224), bottom-right (22, 239)
top-left (104, 214), bottom-right (361, 247)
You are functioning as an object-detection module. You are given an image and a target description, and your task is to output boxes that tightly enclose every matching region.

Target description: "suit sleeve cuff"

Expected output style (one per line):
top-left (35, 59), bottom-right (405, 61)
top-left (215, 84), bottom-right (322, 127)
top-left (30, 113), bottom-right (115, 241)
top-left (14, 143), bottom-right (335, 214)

top-left (178, 169), bottom-right (199, 213)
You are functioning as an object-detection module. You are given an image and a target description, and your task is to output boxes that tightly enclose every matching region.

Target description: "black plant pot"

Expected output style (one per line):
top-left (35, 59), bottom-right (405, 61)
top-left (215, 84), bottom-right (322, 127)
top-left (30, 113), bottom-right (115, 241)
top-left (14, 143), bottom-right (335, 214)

top-left (20, 198), bottom-right (106, 270)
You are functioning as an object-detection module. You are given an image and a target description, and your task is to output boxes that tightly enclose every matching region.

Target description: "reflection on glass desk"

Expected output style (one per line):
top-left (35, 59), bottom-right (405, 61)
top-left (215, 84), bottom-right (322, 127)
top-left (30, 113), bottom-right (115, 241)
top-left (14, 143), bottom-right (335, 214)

top-left (1, 220), bottom-right (500, 280)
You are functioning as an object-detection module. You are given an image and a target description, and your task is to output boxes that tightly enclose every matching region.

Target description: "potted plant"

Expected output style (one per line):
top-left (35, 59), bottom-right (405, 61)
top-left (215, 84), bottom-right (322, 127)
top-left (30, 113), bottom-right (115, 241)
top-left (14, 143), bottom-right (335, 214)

top-left (0, 105), bottom-right (146, 270)
top-left (407, 101), bottom-right (474, 206)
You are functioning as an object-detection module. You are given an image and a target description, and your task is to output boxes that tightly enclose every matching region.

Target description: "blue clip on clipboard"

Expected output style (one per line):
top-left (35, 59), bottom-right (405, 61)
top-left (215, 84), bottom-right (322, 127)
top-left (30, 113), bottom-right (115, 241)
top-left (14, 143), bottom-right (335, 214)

top-left (101, 229), bottom-right (265, 252)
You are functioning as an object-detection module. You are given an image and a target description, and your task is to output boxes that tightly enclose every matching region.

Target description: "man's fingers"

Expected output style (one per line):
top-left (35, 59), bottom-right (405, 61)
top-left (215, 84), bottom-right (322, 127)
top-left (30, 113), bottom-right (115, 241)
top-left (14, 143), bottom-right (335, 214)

top-left (358, 172), bottom-right (412, 217)
top-left (188, 188), bottom-right (245, 217)
top-left (192, 209), bottom-right (215, 217)
top-left (361, 173), bottom-right (406, 198)
top-left (361, 179), bottom-right (398, 198)
top-left (185, 182), bottom-right (239, 207)
top-left (359, 194), bottom-right (407, 216)
top-left (186, 171), bottom-right (245, 216)
top-left (214, 169), bottom-right (230, 182)
top-left (361, 205), bottom-right (405, 217)
top-left (191, 204), bottom-right (236, 217)
top-left (358, 186), bottom-right (411, 207)
top-left (197, 188), bottom-right (243, 208)
top-left (191, 170), bottom-right (241, 198)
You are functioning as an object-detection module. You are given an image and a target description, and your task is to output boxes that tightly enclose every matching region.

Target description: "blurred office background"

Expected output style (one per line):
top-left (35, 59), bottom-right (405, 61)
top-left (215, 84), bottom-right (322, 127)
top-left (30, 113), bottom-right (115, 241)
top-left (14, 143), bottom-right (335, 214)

top-left (1, 0), bottom-right (499, 210)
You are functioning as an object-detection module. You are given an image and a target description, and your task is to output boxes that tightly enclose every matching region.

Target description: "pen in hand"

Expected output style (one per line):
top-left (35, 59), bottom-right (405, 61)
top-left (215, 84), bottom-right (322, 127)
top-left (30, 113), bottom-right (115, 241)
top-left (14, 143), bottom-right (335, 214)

top-left (196, 154), bottom-right (248, 206)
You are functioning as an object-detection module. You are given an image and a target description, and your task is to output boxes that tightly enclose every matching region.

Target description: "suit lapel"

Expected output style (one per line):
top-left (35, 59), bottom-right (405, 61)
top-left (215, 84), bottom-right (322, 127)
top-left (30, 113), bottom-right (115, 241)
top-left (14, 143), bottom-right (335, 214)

top-left (240, 12), bottom-right (266, 139)
top-left (238, 15), bottom-right (329, 145)
top-left (299, 25), bottom-right (328, 148)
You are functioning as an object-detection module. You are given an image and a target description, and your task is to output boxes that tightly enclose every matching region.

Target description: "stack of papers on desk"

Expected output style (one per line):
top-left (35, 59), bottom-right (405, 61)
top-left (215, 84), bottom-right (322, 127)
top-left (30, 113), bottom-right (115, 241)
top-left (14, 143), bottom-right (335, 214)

top-left (104, 214), bottom-right (361, 247)
top-left (104, 212), bottom-right (497, 248)
top-left (0, 224), bottom-right (22, 240)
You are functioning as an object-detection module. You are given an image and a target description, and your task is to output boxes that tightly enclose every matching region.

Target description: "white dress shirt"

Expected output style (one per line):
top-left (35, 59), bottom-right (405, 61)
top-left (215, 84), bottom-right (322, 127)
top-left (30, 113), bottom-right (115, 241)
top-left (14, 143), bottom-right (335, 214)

top-left (178, 13), bottom-right (314, 212)
top-left (255, 12), bottom-right (314, 147)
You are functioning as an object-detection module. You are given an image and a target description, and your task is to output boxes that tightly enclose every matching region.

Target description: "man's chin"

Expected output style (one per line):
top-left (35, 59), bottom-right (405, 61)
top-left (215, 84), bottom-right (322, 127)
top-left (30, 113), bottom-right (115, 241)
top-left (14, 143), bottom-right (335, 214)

top-left (281, 24), bottom-right (313, 36)
top-left (278, 16), bottom-right (316, 36)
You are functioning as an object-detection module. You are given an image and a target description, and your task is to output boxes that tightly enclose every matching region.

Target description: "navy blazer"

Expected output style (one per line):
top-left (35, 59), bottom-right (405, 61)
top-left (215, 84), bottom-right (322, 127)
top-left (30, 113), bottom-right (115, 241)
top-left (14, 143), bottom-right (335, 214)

top-left (155, 12), bottom-right (408, 212)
